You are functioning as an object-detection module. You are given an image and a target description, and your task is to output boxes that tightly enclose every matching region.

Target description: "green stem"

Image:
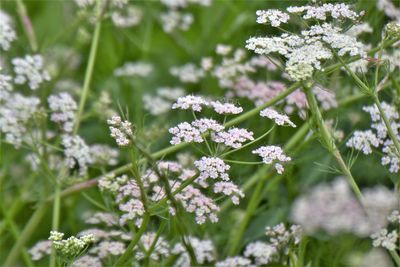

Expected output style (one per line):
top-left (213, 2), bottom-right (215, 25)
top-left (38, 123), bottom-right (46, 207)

top-left (389, 250), bottom-right (400, 267)
top-left (220, 126), bottom-right (275, 157)
top-left (112, 213), bottom-right (150, 267)
top-left (223, 160), bottom-right (263, 165)
top-left (1, 204), bottom-right (34, 267)
top-left (16, 0), bottom-right (38, 52)
top-left (4, 204), bottom-right (48, 267)
top-left (50, 184), bottom-right (61, 267)
top-left (338, 55), bottom-right (400, 156)
top-left (73, 0), bottom-right (102, 134)
top-left (373, 96), bottom-right (400, 156)
top-left (303, 85), bottom-right (363, 201)
top-left (227, 179), bottom-right (264, 255)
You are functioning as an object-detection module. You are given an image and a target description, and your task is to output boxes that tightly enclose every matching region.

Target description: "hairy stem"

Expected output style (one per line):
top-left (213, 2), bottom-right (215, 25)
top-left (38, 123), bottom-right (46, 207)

top-left (73, 0), bottom-right (102, 134)
top-left (303, 85), bottom-right (363, 201)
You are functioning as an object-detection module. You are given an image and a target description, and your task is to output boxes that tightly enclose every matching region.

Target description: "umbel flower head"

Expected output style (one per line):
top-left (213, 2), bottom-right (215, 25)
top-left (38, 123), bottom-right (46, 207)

top-left (246, 3), bottom-right (366, 81)
top-left (49, 231), bottom-right (94, 259)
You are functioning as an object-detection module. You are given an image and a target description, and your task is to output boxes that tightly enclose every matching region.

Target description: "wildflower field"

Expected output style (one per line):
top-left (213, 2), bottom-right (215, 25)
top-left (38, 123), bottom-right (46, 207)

top-left (1, 0), bottom-right (400, 266)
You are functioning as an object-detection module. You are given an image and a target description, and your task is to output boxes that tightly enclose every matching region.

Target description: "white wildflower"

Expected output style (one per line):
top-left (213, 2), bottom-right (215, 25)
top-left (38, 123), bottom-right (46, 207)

top-left (172, 95), bottom-right (209, 112)
top-left (210, 101), bottom-right (243, 114)
top-left (113, 61), bottom-right (153, 77)
top-left (252, 145), bottom-right (291, 174)
top-left (346, 130), bottom-right (381, 154)
top-left (213, 181), bottom-right (244, 205)
top-left (107, 115), bottom-right (133, 147)
top-left (194, 156), bottom-right (230, 181)
top-left (170, 63), bottom-right (204, 83)
top-left (62, 135), bottom-right (92, 176)
top-left (12, 55), bottom-right (50, 90)
top-left (260, 108), bottom-right (296, 127)
top-left (48, 92), bottom-right (77, 133)
top-left (256, 9), bottom-right (290, 27)
top-left (212, 128), bottom-right (254, 148)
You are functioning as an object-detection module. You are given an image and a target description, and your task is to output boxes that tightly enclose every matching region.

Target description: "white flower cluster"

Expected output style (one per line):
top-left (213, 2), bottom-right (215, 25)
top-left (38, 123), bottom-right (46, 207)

top-left (169, 122), bottom-right (203, 145)
top-left (119, 198), bottom-right (145, 226)
top-left (217, 223), bottom-right (302, 266)
top-left (161, 10), bottom-right (193, 33)
top-left (346, 130), bottom-right (381, 154)
top-left (172, 95), bottom-right (209, 112)
top-left (260, 108), bottom-right (296, 127)
top-left (286, 3), bottom-right (360, 20)
top-left (111, 6), bottom-right (142, 28)
top-left (216, 257), bottom-right (253, 267)
top-left (172, 236), bottom-right (215, 266)
top-left (256, 9), bottom-right (290, 27)
top-left (48, 92), bottom-right (77, 133)
top-left (347, 102), bottom-right (400, 173)
top-left (246, 4), bottom-right (366, 81)
top-left (194, 156), bottom-right (230, 181)
top-left (143, 87), bottom-right (185, 115)
top-left (291, 178), bottom-right (397, 236)
top-left (62, 135), bottom-right (93, 176)
top-left (371, 210), bottom-right (400, 252)
top-left (0, 93), bottom-right (41, 147)
top-left (0, 11), bottom-right (17, 51)
top-left (170, 63), bottom-right (205, 83)
top-left (113, 61), bottom-right (153, 77)
top-left (49, 230), bottom-right (94, 258)
top-left (89, 144), bottom-right (119, 166)
top-left (0, 74), bottom-right (13, 101)
top-left (134, 232), bottom-right (170, 261)
top-left (212, 128), bottom-right (254, 148)
top-left (213, 181), bottom-right (244, 205)
top-left (210, 100), bottom-right (243, 114)
top-left (84, 212), bottom-right (119, 227)
top-left (252, 146), bottom-right (291, 174)
top-left (12, 55), bottom-right (50, 90)
top-left (28, 241), bottom-right (52, 261)
top-left (107, 115), bottom-right (133, 147)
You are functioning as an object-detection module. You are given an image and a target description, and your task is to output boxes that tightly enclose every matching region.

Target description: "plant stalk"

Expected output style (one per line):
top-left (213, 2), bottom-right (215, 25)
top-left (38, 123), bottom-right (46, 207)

top-left (303, 85), bottom-right (363, 201)
top-left (73, 0), bottom-right (102, 134)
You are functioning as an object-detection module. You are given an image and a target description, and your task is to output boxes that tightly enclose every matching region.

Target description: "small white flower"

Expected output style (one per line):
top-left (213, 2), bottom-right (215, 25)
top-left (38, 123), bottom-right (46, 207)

top-left (12, 55), bottom-right (50, 90)
top-left (210, 101), bottom-right (243, 114)
top-left (107, 116), bottom-right (133, 147)
top-left (260, 108), bottom-right (296, 127)
top-left (172, 95), bottom-right (209, 112)
top-left (252, 145), bottom-right (291, 174)
top-left (194, 156), bottom-right (230, 181)
top-left (256, 9), bottom-right (290, 27)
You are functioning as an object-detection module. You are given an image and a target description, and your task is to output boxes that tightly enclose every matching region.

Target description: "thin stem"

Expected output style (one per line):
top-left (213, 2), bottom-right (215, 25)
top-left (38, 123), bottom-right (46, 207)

top-left (16, 0), bottom-right (38, 52)
top-left (50, 183), bottom-right (61, 267)
top-left (73, 0), bottom-right (102, 134)
top-left (112, 213), bottom-right (150, 267)
top-left (227, 179), bottom-right (264, 255)
top-left (303, 85), bottom-right (363, 201)
top-left (1, 203), bottom-right (34, 267)
top-left (223, 159), bottom-right (263, 165)
top-left (4, 204), bottom-right (48, 267)
top-left (389, 250), bottom-right (400, 267)
top-left (220, 126), bottom-right (275, 157)
top-left (338, 53), bottom-right (400, 156)
top-left (373, 96), bottom-right (400, 156)
top-left (143, 220), bottom-right (167, 265)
